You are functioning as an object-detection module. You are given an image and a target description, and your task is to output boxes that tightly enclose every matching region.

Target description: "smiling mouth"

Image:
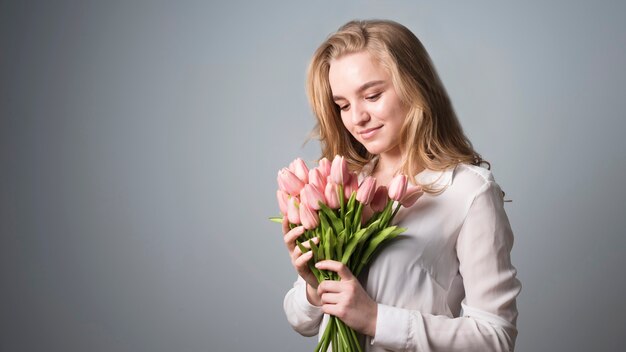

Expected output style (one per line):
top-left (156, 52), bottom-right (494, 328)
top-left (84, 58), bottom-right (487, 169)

top-left (359, 125), bottom-right (383, 139)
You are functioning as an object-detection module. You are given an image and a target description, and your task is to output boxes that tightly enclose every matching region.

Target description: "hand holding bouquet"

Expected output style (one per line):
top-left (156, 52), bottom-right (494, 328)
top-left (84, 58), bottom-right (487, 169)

top-left (272, 155), bottom-right (423, 352)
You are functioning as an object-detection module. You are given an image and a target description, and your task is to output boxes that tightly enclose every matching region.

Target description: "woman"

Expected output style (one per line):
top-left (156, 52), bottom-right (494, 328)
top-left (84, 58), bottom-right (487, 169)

top-left (282, 19), bottom-right (521, 351)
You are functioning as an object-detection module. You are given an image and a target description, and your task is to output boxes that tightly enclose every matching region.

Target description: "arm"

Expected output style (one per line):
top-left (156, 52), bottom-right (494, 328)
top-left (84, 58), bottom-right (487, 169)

top-left (372, 181), bottom-right (521, 351)
top-left (283, 276), bottom-right (324, 336)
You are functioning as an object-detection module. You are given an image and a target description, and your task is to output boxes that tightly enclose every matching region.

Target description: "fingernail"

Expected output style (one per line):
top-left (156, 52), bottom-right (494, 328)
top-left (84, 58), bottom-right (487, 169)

top-left (315, 262), bottom-right (321, 268)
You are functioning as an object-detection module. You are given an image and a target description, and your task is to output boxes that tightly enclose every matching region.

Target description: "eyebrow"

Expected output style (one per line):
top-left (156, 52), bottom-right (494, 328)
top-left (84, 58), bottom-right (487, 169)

top-left (332, 80), bottom-right (385, 101)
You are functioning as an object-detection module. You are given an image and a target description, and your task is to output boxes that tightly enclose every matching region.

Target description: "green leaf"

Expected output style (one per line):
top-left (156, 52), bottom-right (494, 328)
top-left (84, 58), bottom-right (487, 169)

top-left (347, 191), bottom-right (357, 213)
top-left (296, 240), bottom-right (308, 254)
top-left (344, 209), bottom-right (353, 234)
top-left (343, 219), bottom-right (381, 266)
top-left (340, 228), bottom-right (367, 264)
top-left (268, 216), bottom-right (283, 223)
top-left (352, 225), bottom-right (407, 276)
top-left (310, 238), bottom-right (321, 261)
top-left (380, 200), bottom-right (394, 227)
top-left (319, 210), bottom-right (331, 232)
top-left (352, 202), bottom-right (363, 231)
top-left (324, 227), bottom-right (332, 260)
top-left (319, 203), bottom-right (344, 234)
top-left (336, 229), bottom-right (345, 258)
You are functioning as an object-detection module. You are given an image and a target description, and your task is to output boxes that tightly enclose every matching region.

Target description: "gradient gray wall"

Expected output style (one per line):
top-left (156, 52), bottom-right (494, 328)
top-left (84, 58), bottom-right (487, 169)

top-left (1, 1), bottom-right (625, 351)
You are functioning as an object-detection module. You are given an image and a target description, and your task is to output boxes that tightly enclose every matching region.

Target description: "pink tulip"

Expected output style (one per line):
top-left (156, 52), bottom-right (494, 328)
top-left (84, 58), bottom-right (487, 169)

top-left (277, 168), bottom-right (305, 196)
top-left (344, 173), bottom-right (359, 199)
top-left (299, 204), bottom-right (319, 230)
top-left (356, 176), bottom-right (377, 205)
top-left (308, 168), bottom-right (326, 192)
top-left (388, 174), bottom-right (408, 201)
top-left (370, 186), bottom-right (389, 212)
top-left (361, 205), bottom-right (374, 225)
top-left (318, 157), bottom-right (331, 179)
top-left (289, 158), bottom-right (309, 184)
top-left (400, 185), bottom-right (424, 207)
top-left (330, 155), bottom-right (349, 185)
top-left (276, 190), bottom-right (289, 215)
top-left (287, 196), bottom-right (301, 224)
top-left (324, 182), bottom-right (340, 209)
top-left (300, 184), bottom-right (325, 210)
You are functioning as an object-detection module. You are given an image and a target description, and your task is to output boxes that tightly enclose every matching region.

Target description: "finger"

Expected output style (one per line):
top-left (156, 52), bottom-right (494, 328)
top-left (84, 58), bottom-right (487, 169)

top-left (294, 250), bottom-right (314, 269)
top-left (281, 216), bottom-right (290, 235)
top-left (321, 304), bottom-right (345, 319)
top-left (291, 237), bottom-right (318, 260)
top-left (315, 260), bottom-right (354, 281)
top-left (319, 292), bottom-right (341, 305)
top-left (317, 279), bottom-right (343, 295)
top-left (283, 226), bottom-right (305, 252)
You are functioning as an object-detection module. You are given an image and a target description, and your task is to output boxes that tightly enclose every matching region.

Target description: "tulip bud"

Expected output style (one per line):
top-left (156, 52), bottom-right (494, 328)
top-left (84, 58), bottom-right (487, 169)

top-left (388, 174), bottom-right (408, 201)
top-left (324, 182), bottom-right (340, 209)
top-left (277, 168), bottom-right (305, 196)
top-left (287, 196), bottom-right (301, 224)
top-left (301, 184), bottom-right (326, 210)
top-left (400, 185), bottom-right (423, 207)
top-left (289, 158), bottom-right (309, 184)
top-left (318, 157), bottom-right (331, 179)
top-left (299, 204), bottom-right (319, 230)
top-left (330, 155), bottom-right (349, 185)
top-left (361, 205), bottom-right (374, 225)
top-left (370, 186), bottom-right (389, 212)
top-left (276, 190), bottom-right (289, 215)
top-left (344, 173), bottom-right (359, 199)
top-left (308, 168), bottom-right (326, 192)
top-left (356, 176), bottom-right (377, 205)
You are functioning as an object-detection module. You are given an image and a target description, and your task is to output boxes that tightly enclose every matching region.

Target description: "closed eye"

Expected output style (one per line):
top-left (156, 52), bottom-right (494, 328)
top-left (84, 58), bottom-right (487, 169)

top-left (366, 93), bottom-right (381, 101)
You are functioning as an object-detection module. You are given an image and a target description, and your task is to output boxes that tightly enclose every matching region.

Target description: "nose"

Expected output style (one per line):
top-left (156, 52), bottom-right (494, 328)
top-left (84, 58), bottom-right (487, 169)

top-left (351, 102), bottom-right (370, 125)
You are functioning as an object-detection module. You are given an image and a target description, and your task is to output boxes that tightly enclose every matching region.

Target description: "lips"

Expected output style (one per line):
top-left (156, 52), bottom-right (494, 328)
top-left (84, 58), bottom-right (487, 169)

top-left (359, 125), bottom-right (383, 140)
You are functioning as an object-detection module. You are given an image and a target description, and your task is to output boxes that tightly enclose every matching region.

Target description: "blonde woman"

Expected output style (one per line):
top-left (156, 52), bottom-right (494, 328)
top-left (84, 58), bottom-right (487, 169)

top-left (282, 19), bottom-right (521, 351)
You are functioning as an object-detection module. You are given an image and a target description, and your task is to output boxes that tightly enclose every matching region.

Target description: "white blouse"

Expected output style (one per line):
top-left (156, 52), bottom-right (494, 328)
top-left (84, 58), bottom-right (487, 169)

top-left (283, 161), bottom-right (522, 351)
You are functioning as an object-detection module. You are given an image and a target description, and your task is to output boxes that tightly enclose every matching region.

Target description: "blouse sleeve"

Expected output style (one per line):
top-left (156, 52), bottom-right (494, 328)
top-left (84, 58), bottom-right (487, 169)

top-left (371, 181), bottom-right (522, 351)
top-left (283, 275), bottom-right (324, 337)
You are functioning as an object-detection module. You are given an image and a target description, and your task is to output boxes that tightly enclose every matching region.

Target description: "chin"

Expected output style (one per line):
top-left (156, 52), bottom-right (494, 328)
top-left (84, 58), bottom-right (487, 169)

top-left (365, 148), bottom-right (380, 155)
top-left (362, 144), bottom-right (385, 155)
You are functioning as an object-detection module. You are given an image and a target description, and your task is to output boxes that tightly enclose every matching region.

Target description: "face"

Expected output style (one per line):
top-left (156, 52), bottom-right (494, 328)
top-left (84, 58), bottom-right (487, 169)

top-left (328, 51), bottom-right (407, 157)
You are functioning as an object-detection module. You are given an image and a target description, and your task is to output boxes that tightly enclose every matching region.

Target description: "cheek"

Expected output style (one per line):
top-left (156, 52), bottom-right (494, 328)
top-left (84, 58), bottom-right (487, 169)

top-left (339, 115), bottom-right (355, 134)
top-left (373, 100), bottom-right (398, 122)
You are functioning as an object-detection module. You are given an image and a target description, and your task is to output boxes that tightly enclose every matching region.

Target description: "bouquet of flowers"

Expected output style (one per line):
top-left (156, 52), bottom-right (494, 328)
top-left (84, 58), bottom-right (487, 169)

top-left (272, 155), bottom-right (422, 352)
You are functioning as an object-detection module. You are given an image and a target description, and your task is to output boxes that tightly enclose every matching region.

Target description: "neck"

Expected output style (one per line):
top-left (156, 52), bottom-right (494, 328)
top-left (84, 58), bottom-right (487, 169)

top-left (372, 148), bottom-right (403, 186)
top-left (373, 148), bottom-right (424, 186)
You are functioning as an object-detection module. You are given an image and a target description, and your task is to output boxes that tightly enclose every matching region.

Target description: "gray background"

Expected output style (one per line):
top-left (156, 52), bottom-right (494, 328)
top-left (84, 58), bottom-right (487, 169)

top-left (1, 1), bottom-right (625, 351)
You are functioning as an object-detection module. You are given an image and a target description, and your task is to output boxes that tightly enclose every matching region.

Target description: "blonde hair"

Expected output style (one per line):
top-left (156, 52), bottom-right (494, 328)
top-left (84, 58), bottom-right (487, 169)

top-left (307, 19), bottom-right (489, 194)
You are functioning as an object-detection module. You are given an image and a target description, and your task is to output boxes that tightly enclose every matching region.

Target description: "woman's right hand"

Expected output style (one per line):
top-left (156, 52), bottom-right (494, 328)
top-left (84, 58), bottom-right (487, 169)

top-left (282, 217), bottom-right (322, 306)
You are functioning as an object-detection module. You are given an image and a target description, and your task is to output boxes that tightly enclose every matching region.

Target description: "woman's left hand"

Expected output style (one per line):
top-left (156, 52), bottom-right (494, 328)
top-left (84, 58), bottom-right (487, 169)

top-left (315, 260), bottom-right (377, 337)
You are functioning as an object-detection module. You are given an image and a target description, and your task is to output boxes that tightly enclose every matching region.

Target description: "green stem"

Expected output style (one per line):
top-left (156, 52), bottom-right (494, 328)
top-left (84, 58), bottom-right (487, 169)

top-left (390, 202), bottom-right (402, 222)
top-left (339, 184), bottom-right (345, 219)
top-left (331, 316), bottom-right (338, 352)
top-left (315, 317), bottom-right (333, 352)
top-left (352, 202), bottom-right (363, 231)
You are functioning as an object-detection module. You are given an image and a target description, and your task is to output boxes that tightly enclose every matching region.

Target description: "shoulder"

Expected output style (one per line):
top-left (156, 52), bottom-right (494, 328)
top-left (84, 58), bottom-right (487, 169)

top-left (448, 164), bottom-right (510, 215)
top-left (453, 163), bottom-right (495, 185)
top-left (449, 163), bottom-right (500, 199)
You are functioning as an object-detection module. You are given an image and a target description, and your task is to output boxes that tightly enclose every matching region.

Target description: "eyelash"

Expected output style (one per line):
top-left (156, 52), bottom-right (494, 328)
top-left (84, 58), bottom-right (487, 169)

top-left (338, 93), bottom-right (382, 111)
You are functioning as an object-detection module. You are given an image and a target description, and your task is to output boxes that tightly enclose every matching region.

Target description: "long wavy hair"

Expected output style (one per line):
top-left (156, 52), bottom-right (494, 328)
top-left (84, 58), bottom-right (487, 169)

top-left (307, 19), bottom-right (489, 194)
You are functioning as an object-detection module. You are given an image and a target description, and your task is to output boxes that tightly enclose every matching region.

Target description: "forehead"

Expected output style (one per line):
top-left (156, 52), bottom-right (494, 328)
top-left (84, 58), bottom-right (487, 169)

top-left (328, 51), bottom-right (390, 95)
